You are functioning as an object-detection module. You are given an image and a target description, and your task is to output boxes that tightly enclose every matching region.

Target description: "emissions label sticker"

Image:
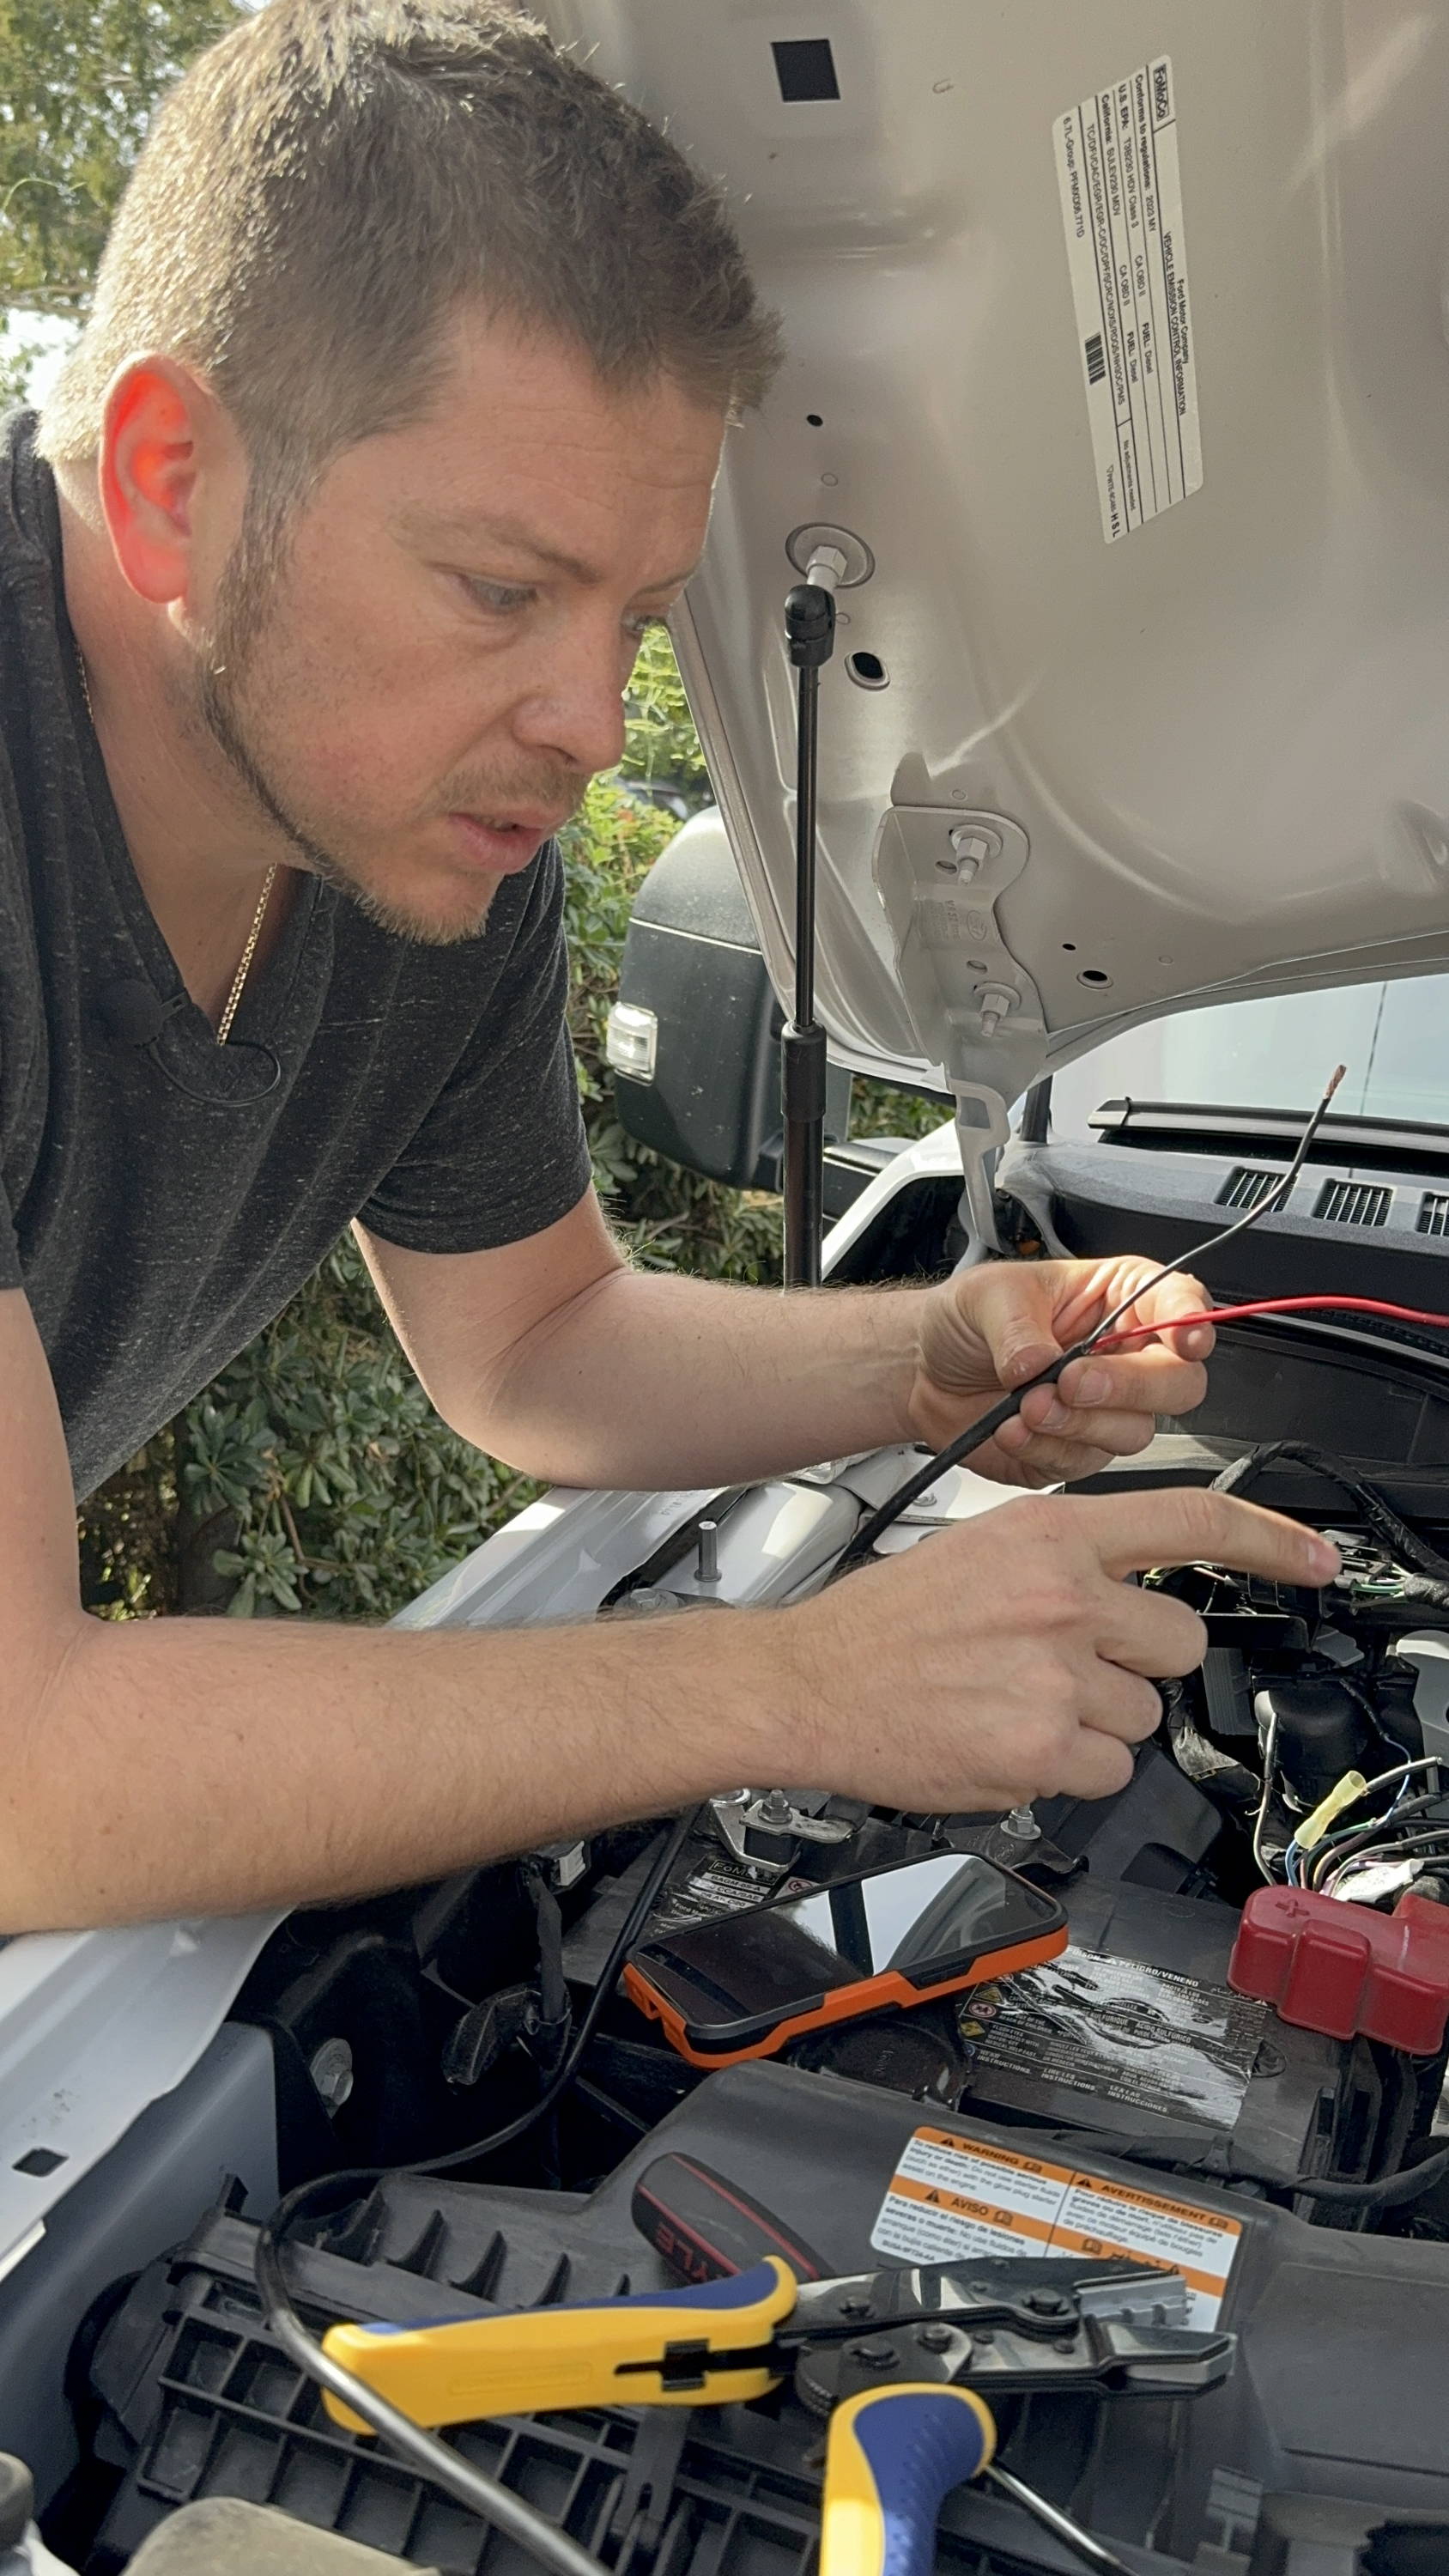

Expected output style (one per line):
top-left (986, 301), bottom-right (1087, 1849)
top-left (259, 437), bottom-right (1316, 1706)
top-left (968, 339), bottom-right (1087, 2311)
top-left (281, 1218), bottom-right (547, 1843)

top-left (870, 2127), bottom-right (1241, 2328)
top-left (1053, 55), bottom-right (1202, 541)
top-left (963, 1946), bottom-right (1266, 2132)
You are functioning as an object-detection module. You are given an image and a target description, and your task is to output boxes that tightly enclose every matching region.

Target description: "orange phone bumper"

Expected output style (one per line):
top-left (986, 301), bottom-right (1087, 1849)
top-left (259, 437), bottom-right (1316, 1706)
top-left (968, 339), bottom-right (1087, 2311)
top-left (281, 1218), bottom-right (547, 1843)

top-left (622, 1923), bottom-right (1069, 2069)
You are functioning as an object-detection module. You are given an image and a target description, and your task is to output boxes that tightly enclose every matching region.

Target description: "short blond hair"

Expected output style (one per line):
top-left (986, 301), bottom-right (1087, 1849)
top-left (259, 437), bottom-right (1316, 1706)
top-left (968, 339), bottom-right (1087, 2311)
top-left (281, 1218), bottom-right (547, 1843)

top-left (39, 0), bottom-right (779, 501)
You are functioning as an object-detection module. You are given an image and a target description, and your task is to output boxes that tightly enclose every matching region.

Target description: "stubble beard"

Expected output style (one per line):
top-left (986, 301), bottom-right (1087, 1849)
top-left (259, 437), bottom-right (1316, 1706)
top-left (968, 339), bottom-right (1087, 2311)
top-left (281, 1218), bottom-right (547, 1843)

top-left (194, 528), bottom-right (578, 947)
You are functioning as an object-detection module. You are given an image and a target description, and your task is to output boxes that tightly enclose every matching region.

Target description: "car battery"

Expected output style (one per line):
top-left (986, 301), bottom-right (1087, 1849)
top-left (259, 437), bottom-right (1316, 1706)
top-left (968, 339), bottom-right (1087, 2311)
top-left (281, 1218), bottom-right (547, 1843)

top-left (950, 1874), bottom-right (1384, 2190)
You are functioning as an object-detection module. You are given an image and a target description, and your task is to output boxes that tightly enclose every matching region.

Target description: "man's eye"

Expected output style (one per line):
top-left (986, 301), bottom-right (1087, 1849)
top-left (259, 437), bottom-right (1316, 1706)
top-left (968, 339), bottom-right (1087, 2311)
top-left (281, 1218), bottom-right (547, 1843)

top-left (462, 577), bottom-right (537, 616)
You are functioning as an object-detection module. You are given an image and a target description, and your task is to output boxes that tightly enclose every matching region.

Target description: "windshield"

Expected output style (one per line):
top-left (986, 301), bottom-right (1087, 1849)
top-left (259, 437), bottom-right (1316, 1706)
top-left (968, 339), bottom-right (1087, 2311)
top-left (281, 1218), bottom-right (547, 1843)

top-left (1048, 975), bottom-right (1449, 1138)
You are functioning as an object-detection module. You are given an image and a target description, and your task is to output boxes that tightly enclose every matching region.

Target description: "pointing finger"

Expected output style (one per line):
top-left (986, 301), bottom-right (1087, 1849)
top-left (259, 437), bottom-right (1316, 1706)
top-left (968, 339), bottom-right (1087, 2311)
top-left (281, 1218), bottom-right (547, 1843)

top-left (1073, 1487), bottom-right (1340, 1589)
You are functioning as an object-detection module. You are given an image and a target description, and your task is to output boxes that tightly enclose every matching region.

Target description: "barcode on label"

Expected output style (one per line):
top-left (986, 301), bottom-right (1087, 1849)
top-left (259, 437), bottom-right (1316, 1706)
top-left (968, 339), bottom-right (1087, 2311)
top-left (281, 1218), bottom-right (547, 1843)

top-left (1083, 332), bottom-right (1106, 386)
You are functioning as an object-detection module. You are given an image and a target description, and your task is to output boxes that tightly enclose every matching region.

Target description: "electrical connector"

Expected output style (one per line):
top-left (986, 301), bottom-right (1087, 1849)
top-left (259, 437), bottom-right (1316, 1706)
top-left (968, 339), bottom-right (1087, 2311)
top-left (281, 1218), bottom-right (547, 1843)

top-left (1296, 1770), bottom-right (1371, 1852)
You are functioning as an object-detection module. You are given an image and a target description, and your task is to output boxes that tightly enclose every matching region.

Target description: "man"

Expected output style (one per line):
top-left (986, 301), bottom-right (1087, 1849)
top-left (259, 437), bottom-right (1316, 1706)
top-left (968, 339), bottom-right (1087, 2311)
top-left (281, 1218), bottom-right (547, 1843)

top-left (0, 0), bottom-right (1337, 1935)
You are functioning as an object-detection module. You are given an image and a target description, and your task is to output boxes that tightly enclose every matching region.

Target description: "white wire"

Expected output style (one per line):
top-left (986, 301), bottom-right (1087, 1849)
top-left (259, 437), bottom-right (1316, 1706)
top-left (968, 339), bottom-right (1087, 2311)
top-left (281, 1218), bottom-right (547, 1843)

top-left (1355, 1756), bottom-right (1445, 1806)
top-left (1328, 1844), bottom-right (1449, 1906)
top-left (1252, 1715), bottom-right (1281, 1882)
top-left (1303, 1759), bottom-right (1448, 1891)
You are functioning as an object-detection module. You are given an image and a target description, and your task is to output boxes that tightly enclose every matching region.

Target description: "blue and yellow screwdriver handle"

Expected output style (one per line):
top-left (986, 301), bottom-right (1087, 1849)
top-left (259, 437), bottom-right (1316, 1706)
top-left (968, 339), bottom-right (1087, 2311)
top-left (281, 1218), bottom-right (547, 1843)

top-left (822, 2385), bottom-right (997, 2576)
top-left (319, 2253), bottom-right (798, 2434)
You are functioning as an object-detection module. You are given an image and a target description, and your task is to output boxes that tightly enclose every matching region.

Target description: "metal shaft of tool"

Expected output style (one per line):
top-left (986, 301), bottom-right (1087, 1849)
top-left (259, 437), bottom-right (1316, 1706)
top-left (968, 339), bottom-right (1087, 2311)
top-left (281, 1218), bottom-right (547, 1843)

top-left (983, 2464), bottom-right (1132, 2574)
top-left (781, 580), bottom-right (835, 1288)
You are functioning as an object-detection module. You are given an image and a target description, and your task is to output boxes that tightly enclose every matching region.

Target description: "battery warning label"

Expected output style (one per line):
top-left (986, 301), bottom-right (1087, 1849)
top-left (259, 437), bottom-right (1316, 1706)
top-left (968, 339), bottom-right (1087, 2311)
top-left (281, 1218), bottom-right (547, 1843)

top-left (1053, 55), bottom-right (1203, 542)
top-left (870, 2127), bottom-right (1240, 2329)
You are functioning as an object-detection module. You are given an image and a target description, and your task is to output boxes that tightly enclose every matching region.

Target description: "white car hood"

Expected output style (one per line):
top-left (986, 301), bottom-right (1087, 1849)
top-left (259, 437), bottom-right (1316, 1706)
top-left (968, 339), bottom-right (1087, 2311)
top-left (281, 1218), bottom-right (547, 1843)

top-left (543, 0), bottom-right (1449, 1122)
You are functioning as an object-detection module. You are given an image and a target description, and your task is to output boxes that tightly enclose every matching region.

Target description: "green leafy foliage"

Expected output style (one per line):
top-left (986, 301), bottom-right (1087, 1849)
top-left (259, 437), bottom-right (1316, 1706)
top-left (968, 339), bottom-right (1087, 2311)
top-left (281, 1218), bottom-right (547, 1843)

top-left (0, 0), bottom-right (246, 324)
top-left (178, 1239), bottom-right (537, 1620)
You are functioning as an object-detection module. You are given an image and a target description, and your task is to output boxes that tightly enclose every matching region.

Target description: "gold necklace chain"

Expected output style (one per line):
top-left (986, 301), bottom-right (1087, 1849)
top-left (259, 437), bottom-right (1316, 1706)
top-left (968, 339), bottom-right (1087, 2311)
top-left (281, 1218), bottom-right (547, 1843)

top-left (74, 647), bottom-right (277, 1048)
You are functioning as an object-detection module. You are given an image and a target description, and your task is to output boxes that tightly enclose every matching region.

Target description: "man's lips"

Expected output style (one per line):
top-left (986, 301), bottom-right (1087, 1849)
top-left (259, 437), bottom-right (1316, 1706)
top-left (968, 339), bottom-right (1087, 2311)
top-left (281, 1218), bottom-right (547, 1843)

top-left (445, 811), bottom-right (567, 874)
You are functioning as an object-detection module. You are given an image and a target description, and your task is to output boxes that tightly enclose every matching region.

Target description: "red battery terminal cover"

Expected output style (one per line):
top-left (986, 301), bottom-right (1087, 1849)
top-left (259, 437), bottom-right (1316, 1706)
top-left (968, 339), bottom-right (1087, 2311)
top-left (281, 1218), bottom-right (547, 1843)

top-left (1228, 1886), bottom-right (1449, 2053)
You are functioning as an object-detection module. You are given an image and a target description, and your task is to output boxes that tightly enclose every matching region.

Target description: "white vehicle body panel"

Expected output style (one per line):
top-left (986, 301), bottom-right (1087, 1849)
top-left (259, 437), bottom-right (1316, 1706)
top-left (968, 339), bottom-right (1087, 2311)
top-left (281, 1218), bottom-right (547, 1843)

top-left (543, 0), bottom-right (1449, 1115)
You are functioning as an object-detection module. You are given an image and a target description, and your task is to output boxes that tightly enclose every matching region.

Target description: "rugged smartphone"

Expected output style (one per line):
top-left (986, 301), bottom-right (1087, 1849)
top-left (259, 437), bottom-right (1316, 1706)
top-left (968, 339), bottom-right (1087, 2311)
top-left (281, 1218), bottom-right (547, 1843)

top-left (624, 1848), bottom-right (1068, 2067)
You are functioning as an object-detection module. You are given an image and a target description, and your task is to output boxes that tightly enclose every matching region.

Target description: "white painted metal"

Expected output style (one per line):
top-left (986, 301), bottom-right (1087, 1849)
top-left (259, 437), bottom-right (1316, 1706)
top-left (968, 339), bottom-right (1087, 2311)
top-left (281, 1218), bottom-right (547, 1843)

top-left (0, 1915), bottom-right (280, 2279)
top-left (541, 1), bottom-right (1449, 1101)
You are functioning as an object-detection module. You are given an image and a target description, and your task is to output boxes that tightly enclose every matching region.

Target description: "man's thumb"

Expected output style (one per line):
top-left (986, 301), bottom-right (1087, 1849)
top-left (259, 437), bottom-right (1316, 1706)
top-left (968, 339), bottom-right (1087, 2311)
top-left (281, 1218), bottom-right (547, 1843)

top-left (972, 1273), bottom-right (1064, 1388)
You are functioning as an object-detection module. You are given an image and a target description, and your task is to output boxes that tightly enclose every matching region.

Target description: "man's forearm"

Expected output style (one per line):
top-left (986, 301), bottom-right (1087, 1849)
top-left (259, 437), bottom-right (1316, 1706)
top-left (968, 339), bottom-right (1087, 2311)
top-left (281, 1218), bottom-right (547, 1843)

top-left (6, 1602), bottom-right (798, 1933)
top-left (470, 1270), bottom-right (925, 1488)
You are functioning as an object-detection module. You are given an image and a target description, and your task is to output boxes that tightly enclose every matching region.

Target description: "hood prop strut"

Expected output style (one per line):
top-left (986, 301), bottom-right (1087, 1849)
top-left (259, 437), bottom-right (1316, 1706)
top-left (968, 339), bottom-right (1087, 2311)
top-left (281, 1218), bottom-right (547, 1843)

top-left (782, 568), bottom-right (838, 1287)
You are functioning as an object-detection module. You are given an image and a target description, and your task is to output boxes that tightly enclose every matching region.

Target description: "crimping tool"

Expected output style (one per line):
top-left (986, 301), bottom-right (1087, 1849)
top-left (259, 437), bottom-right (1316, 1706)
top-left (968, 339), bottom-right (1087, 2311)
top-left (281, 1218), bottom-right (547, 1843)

top-left (320, 2235), bottom-right (1232, 2576)
top-left (321, 2248), bottom-right (1226, 2431)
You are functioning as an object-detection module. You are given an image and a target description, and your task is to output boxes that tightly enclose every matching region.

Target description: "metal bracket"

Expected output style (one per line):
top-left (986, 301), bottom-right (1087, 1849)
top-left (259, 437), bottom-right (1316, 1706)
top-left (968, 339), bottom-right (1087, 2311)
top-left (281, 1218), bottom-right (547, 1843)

top-left (873, 809), bottom-right (1046, 1255)
top-left (711, 1789), bottom-right (855, 1874)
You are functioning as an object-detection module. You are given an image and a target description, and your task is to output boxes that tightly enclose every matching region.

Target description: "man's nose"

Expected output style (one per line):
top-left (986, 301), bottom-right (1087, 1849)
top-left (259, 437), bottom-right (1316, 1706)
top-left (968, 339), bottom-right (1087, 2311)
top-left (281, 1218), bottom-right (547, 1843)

top-left (510, 611), bottom-right (628, 780)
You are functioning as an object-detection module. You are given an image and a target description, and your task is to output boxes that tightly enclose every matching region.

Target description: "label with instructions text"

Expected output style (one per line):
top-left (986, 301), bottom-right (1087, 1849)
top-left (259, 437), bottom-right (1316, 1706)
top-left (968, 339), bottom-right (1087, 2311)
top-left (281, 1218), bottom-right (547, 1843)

top-left (1053, 55), bottom-right (1203, 541)
top-left (870, 2125), bottom-right (1240, 2329)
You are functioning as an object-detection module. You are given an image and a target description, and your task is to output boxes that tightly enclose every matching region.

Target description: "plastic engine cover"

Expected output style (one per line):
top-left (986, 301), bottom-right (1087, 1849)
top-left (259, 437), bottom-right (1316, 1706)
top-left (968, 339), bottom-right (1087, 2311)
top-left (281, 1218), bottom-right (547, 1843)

top-left (84, 2060), bottom-right (1449, 2573)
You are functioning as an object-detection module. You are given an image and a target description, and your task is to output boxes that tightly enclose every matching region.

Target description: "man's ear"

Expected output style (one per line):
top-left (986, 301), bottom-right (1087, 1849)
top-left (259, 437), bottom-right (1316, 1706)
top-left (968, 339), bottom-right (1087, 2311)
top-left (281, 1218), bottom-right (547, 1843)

top-left (97, 355), bottom-right (234, 609)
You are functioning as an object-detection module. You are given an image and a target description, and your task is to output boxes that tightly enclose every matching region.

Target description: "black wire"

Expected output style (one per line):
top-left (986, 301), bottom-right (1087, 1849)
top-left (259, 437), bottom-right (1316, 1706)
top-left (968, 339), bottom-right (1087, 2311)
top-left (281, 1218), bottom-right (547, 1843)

top-left (1276, 2145), bottom-right (1449, 2208)
top-left (1211, 1442), bottom-right (1449, 1584)
top-left (252, 1808), bottom-right (698, 2570)
top-left (1035, 2125), bottom-right (1449, 2209)
top-left (837, 1067), bottom-right (1348, 1571)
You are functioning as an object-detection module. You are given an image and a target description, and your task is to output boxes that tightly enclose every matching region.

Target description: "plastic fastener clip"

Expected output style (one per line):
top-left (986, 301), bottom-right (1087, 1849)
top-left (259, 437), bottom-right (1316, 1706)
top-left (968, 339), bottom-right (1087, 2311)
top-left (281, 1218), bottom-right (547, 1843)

top-left (1228, 1887), bottom-right (1449, 2053)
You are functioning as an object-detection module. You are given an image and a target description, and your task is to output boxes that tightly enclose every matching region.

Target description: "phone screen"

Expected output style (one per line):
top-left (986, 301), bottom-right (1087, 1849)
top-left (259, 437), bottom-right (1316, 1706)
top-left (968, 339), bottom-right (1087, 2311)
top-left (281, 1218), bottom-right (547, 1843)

top-left (633, 1850), bottom-right (1064, 2044)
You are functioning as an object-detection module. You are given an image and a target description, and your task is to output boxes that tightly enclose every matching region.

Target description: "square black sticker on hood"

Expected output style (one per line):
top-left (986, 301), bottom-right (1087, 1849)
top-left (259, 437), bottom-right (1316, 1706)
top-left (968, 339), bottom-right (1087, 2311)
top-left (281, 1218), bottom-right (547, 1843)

top-left (772, 37), bottom-right (840, 102)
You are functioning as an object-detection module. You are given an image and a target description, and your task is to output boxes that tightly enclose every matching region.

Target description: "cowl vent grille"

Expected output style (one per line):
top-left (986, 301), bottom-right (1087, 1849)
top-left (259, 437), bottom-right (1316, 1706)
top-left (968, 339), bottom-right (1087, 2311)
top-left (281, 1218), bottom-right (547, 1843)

top-left (1313, 1179), bottom-right (1392, 1229)
top-left (1217, 1166), bottom-right (1280, 1212)
top-left (1419, 1191), bottom-right (1449, 1237)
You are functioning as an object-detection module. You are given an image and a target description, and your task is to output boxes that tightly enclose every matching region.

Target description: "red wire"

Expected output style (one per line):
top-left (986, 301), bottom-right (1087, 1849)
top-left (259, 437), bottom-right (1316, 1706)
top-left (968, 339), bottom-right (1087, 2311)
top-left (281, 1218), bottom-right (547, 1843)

top-left (1097, 1295), bottom-right (1449, 1352)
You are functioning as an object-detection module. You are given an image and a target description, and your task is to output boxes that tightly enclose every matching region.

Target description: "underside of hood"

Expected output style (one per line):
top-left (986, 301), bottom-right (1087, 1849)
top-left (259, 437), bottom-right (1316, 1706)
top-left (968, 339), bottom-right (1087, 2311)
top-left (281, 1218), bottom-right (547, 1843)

top-left (543, 0), bottom-right (1449, 1118)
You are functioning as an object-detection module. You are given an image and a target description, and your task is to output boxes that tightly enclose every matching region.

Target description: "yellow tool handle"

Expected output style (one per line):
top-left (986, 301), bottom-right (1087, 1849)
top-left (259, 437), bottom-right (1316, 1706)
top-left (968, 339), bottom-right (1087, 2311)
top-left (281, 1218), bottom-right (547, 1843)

top-left (321, 2252), bottom-right (797, 2433)
top-left (821, 2385), bottom-right (997, 2576)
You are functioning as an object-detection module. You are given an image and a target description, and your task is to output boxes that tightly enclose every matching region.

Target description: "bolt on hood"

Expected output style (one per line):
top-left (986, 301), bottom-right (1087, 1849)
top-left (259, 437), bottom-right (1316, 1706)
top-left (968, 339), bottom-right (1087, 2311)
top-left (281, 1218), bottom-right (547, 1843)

top-left (543, 0), bottom-right (1449, 1109)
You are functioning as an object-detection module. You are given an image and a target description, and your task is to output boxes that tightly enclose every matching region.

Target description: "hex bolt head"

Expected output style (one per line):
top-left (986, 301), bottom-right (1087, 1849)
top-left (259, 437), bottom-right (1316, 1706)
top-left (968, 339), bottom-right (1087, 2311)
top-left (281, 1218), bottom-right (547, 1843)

top-left (949, 823), bottom-right (1002, 876)
top-left (850, 2342), bottom-right (900, 2371)
top-left (914, 2324), bottom-right (955, 2353)
top-left (1023, 2289), bottom-right (1072, 2318)
top-left (308, 2036), bottom-right (355, 2112)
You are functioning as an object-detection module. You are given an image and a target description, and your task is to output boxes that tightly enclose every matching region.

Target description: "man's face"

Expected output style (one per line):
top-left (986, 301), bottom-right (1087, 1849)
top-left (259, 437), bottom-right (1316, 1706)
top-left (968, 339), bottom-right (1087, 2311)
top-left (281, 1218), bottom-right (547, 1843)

top-left (193, 313), bottom-right (724, 942)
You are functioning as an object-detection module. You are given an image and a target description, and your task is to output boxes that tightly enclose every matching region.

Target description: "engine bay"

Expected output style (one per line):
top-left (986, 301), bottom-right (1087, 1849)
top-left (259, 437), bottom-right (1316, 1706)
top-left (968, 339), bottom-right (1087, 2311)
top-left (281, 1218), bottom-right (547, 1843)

top-left (14, 1415), bottom-right (1449, 2576)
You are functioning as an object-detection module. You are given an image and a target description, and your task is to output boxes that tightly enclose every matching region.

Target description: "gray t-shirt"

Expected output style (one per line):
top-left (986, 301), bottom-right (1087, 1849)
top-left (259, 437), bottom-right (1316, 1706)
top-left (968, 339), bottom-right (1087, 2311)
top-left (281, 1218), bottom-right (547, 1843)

top-left (0, 415), bottom-right (592, 1499)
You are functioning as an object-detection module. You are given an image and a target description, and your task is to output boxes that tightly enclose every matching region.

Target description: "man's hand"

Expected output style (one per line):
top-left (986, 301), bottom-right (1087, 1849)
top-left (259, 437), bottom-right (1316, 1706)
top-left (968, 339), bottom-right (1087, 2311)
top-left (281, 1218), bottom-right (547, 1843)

top-left (909, 1255), bottom-right (1216, 1487)
top-left (790, 1486), bottom-right (1340, 1811)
